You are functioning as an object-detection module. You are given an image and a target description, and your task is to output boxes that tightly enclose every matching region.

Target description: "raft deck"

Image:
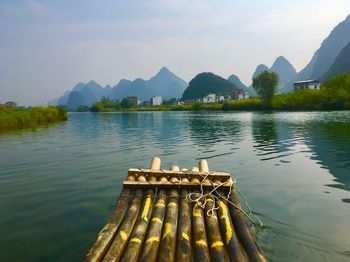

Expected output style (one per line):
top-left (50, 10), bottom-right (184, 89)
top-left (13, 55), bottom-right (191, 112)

top-left (85, 157), bottom-right (265, 262)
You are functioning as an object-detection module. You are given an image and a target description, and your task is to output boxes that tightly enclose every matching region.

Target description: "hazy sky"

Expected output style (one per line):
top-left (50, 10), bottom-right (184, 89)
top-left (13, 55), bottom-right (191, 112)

top-left (1, 0), bottom-right (350, 105)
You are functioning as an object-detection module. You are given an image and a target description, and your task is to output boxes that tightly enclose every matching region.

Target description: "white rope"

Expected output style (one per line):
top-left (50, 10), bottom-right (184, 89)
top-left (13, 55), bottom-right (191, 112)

top-left (135, 167), bottom-right (263, 228)
top-left (187, 171), bottom-right (263, 228)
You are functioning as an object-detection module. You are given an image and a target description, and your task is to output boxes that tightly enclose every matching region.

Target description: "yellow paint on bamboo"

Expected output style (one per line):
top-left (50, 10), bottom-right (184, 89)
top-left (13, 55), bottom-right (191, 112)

top-left (162, 223), bottom-right (172, 239)
top-left (211, 241), bottom-right (224, 248)
top-left (146, 237), bottom-right (160, 243)
top-left (181, 232), bottom-right (190, 242)
top-left (195, 240), bottom-right (208, 247)
top-left (152, 217), bottom-right (163, 224)
top-left (120, 231), bottom-right (127, 240)
top-left (193, 203), bottom-right (202, 217)
top-left (141, 196), bottom-right (151, 222)
top-left (155, 202), bottom-right (165, 208)
top-left (219, 200), bottom-right (232, 244)
top-left (168, 202), bottom-right (177, 207)
top-left (130, 238), bottom-right (141, 244)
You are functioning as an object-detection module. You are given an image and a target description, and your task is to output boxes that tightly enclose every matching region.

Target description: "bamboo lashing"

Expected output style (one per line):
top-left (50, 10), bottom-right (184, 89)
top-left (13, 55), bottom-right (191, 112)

top-left (85, 157), bottom-right (265, 262)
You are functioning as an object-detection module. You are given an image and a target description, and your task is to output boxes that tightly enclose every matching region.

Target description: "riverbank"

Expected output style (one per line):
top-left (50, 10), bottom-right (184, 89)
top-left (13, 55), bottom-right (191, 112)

top-left (90, 90), bottom-right (350, 112)
top-left (0, 106), bottom-right (68, 131)
top-left (84, 73), bottom-right (350, 112)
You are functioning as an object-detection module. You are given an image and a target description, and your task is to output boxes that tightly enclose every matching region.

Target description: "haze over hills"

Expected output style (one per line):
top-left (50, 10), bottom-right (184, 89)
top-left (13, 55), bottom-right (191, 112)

top-left (271, 56), bottom-right (297, 87)
top-left (227, 74), bottom-right (247, 90)
top-left (110, 67), bottom-right (187, 101)
top-left (52, 67), bottom-right (187, 109)
top-left (253, 64), bottom-right (270, 79)
top-left (301, 15), bottom-right (350, 80)
top-left (227, 74), bottom-right (257, 96)
top-left (321, 41), bottom-right (350, 81)
top-left (49, 14), bottom-right (350, 108)
top-left (280, 14), bottom-right (350, 93)
top-left (243, 56), bottom-right (297, 95)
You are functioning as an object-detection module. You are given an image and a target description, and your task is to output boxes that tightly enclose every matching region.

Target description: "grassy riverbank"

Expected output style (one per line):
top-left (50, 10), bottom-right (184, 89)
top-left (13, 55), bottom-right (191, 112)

top-left (0, 106), bottom-right (68, 131)
top-left (85, 73), bottom-right (350, 112)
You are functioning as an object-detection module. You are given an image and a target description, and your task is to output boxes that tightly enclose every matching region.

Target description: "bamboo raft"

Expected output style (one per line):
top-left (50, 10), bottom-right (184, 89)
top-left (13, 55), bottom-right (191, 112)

top-left (85, 157), bottom-right (265, 262)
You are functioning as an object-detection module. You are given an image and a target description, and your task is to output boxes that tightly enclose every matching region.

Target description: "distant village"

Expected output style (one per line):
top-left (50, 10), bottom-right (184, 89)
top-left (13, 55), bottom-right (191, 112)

top-left (129, 79), bottom-right (320, 107)
top-left (124, 89), bottom-right (250, 107)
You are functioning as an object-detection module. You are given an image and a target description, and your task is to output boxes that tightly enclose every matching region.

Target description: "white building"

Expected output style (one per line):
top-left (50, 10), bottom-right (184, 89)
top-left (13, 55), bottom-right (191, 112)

top-left (233, 90), bottom-right (250, 100)
top-left (151, 96), bottom-right (162, 106)
top-left (202, 94), bottom-right (216, 103)
top-left (217, 95), bottom-right (225, 102)
top-left (293, 80), bottom-right (321, 91)
top-left (239, 92), bottom-right (250, 100)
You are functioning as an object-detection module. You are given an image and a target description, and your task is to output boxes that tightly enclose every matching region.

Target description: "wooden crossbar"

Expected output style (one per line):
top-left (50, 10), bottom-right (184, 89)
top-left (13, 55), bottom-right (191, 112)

top-left (127, 168), bottom-right (231, 181)
top-left (123, 178), bottom-right (234, 189)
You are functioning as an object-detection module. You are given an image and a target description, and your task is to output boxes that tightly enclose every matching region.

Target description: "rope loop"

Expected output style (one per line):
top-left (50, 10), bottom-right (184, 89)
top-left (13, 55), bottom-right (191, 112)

top-left (186, 171), bottom-right (263, 229)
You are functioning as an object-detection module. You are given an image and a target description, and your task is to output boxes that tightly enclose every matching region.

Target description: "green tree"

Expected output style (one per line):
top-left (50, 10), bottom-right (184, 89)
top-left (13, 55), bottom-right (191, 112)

top-left (162, 98), bottom-right (177, 105)
top-left (90, 102), bottom-right (104, 112)
top-left (101, 96), bottom-right (114, 107)
top-left (252, 71), bottom-right (278, 104)
top-left (121, 97), bottom-right (137, 109)
top-left (5, 101), bottom-right (17, 108)
top-left (322, 73), bottom-right (350, 109)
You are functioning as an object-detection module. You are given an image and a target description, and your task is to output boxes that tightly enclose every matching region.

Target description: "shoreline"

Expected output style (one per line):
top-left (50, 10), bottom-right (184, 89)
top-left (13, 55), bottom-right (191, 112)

top-left (0, 106), bottom-right (68, 132)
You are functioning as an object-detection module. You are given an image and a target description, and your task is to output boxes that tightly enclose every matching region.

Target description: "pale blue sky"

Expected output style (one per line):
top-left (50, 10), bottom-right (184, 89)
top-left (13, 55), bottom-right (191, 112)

top-left (1, 0), bottom-right (350, 105)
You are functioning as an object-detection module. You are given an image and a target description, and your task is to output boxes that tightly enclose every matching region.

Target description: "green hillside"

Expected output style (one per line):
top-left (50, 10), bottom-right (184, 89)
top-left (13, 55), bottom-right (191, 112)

top-left (182, 72), bottom-right (237, 100)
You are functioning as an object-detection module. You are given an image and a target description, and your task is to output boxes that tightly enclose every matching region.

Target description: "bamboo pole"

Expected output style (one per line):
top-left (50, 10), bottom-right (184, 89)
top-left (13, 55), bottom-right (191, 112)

top-left (150, 157), bottom-right (161, 171)
top-left (216, 193), bottom-right (248, 262)
top-left (103, 189), bottom-right (144, 262)
top-left (120, 188), bottom-right (155, 262)
top-left (191, 167), bottom-right (199, 172)
top-left (158, 188), bottom-right (179, 262)
top-left (191, 194), bottom-right (211, 262)
top-left (139, 190), bottom-right (167, 262)
top-left (204, 193), bottom-right (230, 262)
top-left (189, 160), bottom-right (211, 261)
top-left (228, 190), bottom-right (266, 262)
top-left (176, 188), bottom-right (192, 262)
top-left (199, 160), bottom-right (209, 173)
top-left (84, 188), bottom-right (132, 262)
top-left (171, 165), bottom-right (180, 172)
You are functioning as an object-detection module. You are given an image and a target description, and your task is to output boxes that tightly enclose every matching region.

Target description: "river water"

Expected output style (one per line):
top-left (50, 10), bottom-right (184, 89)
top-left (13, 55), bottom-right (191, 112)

top-left (0, 111), bottom-right (350, 261)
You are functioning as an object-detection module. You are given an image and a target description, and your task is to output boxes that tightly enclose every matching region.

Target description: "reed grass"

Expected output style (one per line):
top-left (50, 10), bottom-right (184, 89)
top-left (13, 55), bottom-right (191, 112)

top-left (0, 106), bottom-right (68, 131)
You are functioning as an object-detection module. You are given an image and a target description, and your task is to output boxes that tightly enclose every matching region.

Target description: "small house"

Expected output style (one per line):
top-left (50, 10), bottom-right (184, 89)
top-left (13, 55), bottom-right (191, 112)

top-left (202, 94), bottom-right (216, 103)
top-left (293, 80), bottom-right (320, 91)
top-left (151, 96), bottom-right (162, 106)
top-left (233, 90), bottom-right (249, 100)
top-left (217, 95), bottom-right (225, 102)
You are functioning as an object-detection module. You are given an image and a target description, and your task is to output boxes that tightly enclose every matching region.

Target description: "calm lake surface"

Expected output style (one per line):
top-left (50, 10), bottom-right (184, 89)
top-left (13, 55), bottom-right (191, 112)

top-left (1, 111), bottom-right (350, 261)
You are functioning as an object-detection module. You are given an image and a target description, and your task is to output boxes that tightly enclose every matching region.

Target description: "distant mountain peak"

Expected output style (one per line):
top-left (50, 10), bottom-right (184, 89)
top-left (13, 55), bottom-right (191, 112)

top-left (88, 80), bottom-right (98, 85)
top-left (154, 66), bottom-right (174, 78)
top-left (297, 14), bottom-right (350, 81)
top-left (255, 64), bottom-right (269, 71)
top-left (273, 56), bottom-right (289, 64)
top-left (228, 74), bottom-right (256, 96)
top-left (271, 56), bottom-right (297, 74)
top-left (54, 66), bottom-right (188, 108)
top-left (253, 64), bottom-right (270, 78)
top-left (227, 74), bottom-right (240, 82)
top-left (159, 66), bottom-right (170, 73)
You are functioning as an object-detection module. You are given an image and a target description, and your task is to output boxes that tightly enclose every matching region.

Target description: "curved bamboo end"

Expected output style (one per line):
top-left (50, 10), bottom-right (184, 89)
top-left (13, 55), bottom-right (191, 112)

top-left (150, 157), bottom-right (161, 171)
top-left (199, 160), bottom-right (209, 173)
